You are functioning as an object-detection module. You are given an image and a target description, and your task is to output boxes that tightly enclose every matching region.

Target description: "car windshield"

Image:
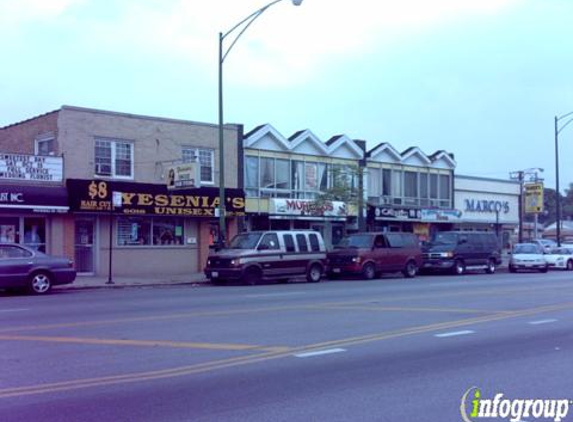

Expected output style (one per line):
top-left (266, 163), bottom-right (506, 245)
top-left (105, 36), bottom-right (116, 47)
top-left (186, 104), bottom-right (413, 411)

top-left (513, 244), bottom-right (539, 254)
top-left (228, 233), bottom-right (262, 249)
top-left (550, 247), bottom-right (571, 255)
top-left (335, 234), bottom-right (373, 249)
top-left (431, 233), bottom-right (458, 245)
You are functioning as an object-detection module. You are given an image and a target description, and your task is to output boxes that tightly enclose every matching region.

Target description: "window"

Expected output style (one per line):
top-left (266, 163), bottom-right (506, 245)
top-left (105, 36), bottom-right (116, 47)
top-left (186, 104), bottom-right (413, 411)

top-left (0, 245), bottom-right (32, 259)
top-left (276, 159), bottom-right (290, 190)
top-left (382, 169), bottom-right (392, 196)
top-left (117, 217), bottom-right (184, 246)
top-left (430, 174), bottom-right (438, 199)
top-left (404, 171), bottom-right (418, 199)
top-left (283, 234), bottom-right (295, 252)
top-left (24, 218), bottom-right (46, 252)
top-left (182, 148), bottom-right (215, 184)
top-left (439, 174), bottom-right (450, 200)
top-left (296, 234), bottom-right (309, 252)
top-left (95, 137), bottom-right (133, 178)
top-left (259, 233), bottom-right (280, 250)
top-left (245, 156), bottom-right (259, 197)
top-left (309, 233), bottom-right (320, 251)
top-left (368, 168), bottom-right (381, 197)
top-left (260, 158), bottom-right (275, 189)
top-left (35, 136), bottom-right (55, 156)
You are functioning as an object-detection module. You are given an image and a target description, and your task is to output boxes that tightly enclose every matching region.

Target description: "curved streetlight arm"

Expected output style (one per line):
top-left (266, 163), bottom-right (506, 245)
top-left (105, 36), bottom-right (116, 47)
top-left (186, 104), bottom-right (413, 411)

top-left (557, 115), bottom-right (573, 135)
top-left (221, 0), bottom-right (289, 64)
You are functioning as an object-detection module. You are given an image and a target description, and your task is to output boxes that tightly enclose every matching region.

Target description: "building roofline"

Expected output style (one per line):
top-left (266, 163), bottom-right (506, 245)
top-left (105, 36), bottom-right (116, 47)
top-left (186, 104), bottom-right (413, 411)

top-left (455, 174), bottom-right (520, 185)
top-left (63, 105), bottom-right (242, 129)
top-left (0, 109), bottom-right (60, 130)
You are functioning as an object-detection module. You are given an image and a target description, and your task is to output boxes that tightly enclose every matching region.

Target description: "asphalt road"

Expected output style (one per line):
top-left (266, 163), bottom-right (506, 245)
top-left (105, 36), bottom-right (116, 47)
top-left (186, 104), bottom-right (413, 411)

top-left (1, 270), bottom-right (573, 422)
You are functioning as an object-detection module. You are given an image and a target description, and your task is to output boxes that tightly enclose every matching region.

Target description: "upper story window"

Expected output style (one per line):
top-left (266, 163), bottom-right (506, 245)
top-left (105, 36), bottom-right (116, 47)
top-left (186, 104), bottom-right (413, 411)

top-left (94, 137), bottom-right (133, 179)
top-left (182, 148), bottom-right (215, 184)
top-left (35, 134), bottom-right (55, 156)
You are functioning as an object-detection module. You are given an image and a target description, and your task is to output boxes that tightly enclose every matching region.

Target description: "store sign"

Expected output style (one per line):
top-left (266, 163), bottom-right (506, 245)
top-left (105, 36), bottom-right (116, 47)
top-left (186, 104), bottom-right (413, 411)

top-left (369, 206), bottom-right (422, 221)
top-left (270, 199), bottom-right (348, 217)
top-left (67, 179), bottom-right (245, 217)
top-left (167, 162), bottom-right (199, 190)
top-left (464, 199), bottom-right (510, 214)
top-left (421, 208), bottom-right (463, 222)
top-left (0, 185), bottom-right (68, 213)
top-left (0, 153), bottom-right (63, 182)
top-left (524, 183), bottom-right (544, 214)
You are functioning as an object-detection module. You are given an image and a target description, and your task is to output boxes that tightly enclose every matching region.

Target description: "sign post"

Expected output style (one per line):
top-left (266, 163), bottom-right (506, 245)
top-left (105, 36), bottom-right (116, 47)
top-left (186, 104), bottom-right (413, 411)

top-left (107, 191), bottom-right (122, 285)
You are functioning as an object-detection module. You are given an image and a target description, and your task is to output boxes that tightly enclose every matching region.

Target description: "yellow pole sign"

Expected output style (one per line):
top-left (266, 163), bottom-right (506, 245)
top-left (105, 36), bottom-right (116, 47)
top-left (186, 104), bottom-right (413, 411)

top-left (524, 183), bottom-right (544, 214)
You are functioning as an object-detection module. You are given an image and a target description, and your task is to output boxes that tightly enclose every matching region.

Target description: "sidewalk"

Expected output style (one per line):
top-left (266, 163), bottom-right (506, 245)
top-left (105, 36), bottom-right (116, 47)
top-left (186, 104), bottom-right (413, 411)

top-left (56, 272), bottom-right (210, 290)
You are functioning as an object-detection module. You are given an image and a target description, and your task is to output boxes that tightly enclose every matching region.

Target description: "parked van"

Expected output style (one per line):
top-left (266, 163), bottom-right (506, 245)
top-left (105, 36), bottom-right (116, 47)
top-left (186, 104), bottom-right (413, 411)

top-left (204, 230), bottom-right (326, 285)
top-left (326, 232), bottom-right (422, 279)
top-left (421, 231), bottom-right (501, 275)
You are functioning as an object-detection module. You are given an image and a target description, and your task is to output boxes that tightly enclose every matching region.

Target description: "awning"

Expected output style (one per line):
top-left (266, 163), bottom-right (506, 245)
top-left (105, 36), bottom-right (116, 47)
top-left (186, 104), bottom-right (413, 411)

top-left (0, 185), bottom-right (69, 213)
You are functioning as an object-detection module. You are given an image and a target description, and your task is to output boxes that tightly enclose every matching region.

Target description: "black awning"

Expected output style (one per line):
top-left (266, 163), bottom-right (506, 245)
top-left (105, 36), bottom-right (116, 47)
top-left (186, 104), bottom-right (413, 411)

top-left (0, 185), bottom-right (68, 213)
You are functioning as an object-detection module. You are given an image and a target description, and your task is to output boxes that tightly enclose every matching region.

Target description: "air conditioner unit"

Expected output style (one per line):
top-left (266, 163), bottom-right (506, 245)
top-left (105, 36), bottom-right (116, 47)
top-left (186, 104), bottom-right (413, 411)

top-left (95, 163), bottom-right (111, 175)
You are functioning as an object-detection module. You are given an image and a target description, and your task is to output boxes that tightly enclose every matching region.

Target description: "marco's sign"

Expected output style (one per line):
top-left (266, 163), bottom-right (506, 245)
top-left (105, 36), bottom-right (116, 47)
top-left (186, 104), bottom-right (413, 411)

top-left (67, 179), bottom-right (245, 217)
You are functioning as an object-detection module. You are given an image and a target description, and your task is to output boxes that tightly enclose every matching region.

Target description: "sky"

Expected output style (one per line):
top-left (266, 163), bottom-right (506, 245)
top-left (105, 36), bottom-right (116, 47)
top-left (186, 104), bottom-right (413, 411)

top-left (1, 0), bottom-right (573, 191)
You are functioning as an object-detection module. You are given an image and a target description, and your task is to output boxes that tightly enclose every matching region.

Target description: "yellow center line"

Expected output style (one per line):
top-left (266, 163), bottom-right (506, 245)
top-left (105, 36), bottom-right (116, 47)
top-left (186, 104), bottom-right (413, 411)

top-left (314, 304), bottom-right (513, 314)
top-left (2, 301), bottom-right (573, 399)
top-left (0, 334), bottom-right (289, 352)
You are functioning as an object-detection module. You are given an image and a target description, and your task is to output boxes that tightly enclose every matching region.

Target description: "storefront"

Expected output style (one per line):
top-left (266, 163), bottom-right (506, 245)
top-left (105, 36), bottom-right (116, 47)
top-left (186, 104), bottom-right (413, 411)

top-left (247, 198), bottom-right (351, 248)
top-left (368, 206), bottom-right (462, 239)
top-left (0, 184), bottom-right (70, 255)
top-left (67, 179), bottom-right (245, 276)
top-left (454, 175), bottom-right (520, 250)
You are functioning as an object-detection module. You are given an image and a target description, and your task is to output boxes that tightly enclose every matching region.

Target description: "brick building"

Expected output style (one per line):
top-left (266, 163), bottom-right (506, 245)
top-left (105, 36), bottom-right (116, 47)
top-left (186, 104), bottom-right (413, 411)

top-left (0, 106), bottom-right (244, 278)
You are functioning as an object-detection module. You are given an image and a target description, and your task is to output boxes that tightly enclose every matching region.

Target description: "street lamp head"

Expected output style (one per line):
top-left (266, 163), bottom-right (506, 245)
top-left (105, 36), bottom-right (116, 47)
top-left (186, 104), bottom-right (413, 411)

top-left (291, 0), bottom-right (303, 5)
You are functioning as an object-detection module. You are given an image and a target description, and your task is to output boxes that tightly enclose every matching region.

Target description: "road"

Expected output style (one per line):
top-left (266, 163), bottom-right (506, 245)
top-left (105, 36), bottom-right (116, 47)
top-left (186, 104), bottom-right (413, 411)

top-left (1, 271), bottom-right (573, 422)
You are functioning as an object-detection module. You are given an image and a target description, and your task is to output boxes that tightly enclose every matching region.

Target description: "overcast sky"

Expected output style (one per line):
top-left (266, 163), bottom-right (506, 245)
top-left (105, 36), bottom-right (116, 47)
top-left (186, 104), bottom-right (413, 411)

top-left (1, 0), bottom-right (573, 191)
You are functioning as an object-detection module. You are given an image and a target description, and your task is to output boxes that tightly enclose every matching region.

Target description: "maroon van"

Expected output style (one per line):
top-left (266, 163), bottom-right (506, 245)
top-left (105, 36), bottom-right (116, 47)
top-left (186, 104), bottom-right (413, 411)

top-left (326, 232), bottom-right (422, 279)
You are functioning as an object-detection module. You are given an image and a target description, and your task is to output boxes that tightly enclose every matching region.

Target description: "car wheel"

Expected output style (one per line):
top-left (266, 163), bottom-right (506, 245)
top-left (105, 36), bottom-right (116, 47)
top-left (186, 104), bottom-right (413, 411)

top-left (243, 267), bottom-right (262, 286)
top-left (306, 264), bottom-right (322, 283)
top-left (567, 260), bottom-right (573, 271)
top-left (539, 266), bottom-right (548, 273)
top-left (402, 260), bottom-right (418, 278)
top-left (509, 265), bottom-right (517, 273)
top-left (29, 271), bottom-right (52, 295)
top-left (485, 259), bottom-right (496, 274)
top-left (362, 263), bottom-right (376, 280)
top-left (452, 260), bottom-right (465, 275)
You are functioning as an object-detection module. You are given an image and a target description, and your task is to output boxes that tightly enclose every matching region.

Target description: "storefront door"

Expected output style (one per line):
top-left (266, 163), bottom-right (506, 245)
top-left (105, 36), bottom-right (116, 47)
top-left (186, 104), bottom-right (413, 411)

top-left (75, 218), bottom-right (95, 274)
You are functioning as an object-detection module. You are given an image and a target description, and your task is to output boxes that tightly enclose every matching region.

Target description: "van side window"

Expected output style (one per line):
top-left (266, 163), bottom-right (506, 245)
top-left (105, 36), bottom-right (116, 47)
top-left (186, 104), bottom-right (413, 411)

top-left (259, 233), bottom-right (280, 250)
top-left (374, 235), bottom-right (387, 248)
top-left (386, 234), bottom-right (404, 248)
top-left (283, 234), bottom-right (296, 252)
top-left (309, 233), bottom-right (320, 252)
top-left (296, 234), bottom-right (309, 252)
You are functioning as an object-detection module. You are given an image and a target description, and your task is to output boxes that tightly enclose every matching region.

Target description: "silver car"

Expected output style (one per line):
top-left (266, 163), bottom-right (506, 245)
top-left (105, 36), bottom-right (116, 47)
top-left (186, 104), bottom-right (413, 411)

top-left (0, 243), bottom-right (76, 294)
top-left (508, 243), bottom-right (548, 273)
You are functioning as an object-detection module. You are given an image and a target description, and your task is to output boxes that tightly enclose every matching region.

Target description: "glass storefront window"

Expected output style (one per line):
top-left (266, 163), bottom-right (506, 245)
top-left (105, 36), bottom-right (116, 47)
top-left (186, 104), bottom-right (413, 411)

top-left (0, 217), bottom-right (19, 243)
top-left (117, 217), bottom-right (184, 246)
top-left (24, 218), bottom-right (46, 252)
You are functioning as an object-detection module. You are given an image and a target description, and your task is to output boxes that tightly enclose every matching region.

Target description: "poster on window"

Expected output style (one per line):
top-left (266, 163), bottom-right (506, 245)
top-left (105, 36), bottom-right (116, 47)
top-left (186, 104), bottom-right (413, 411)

top-left (305, 164), bottom-right (317, 190)
top-left (0, 225), bottom-right (16, 242)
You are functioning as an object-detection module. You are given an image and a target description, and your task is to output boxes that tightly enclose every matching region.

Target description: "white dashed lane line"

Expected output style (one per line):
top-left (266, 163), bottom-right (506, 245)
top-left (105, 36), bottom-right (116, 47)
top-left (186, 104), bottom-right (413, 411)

top-left (294, 348), bottom-right (346, 358)
top-left (0, 308), bottom-right (30, 313)
top-left (528, 319), bottom-right (558, 325)
top-left (434, 330), bottom-right (475, 338)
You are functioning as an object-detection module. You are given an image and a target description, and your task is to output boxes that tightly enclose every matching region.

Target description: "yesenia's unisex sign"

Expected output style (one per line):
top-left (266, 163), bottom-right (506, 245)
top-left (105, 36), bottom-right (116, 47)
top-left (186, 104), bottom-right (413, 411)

top-left (67, 179), bottom-right (245, 217)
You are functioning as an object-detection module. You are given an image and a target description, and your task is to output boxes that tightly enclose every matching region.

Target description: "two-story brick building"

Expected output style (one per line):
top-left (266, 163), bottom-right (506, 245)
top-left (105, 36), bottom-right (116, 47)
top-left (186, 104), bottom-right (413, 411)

top-left (0, 106), bottom-right (244, 278)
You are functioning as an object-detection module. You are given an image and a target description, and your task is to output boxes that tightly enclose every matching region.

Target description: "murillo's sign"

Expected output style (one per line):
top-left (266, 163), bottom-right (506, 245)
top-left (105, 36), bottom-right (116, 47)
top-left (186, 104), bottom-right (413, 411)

top-left (269, 198), bottom-right (348, 217)
top-left (67, 179), bottom-right (245, 217)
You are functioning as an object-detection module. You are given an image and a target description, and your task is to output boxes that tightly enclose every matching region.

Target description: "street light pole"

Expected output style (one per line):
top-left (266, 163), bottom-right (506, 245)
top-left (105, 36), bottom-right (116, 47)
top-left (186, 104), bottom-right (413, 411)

top-left (217, 0), bottom-right (303, 248)
top-left (555, 110), bottom-right (573, 247)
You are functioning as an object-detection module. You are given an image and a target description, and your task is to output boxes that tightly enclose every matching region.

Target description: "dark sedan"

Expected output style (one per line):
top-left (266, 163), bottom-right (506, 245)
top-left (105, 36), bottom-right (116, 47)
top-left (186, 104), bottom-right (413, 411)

top-left (0, 243), bottom-right (76, 294)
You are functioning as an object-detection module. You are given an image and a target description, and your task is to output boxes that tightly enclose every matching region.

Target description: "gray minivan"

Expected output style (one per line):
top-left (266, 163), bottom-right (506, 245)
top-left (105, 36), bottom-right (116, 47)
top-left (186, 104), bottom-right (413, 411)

top-left (204, 230), bottom-right (326, 285)
top-left (421, 231), bottom-right (501, 275)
